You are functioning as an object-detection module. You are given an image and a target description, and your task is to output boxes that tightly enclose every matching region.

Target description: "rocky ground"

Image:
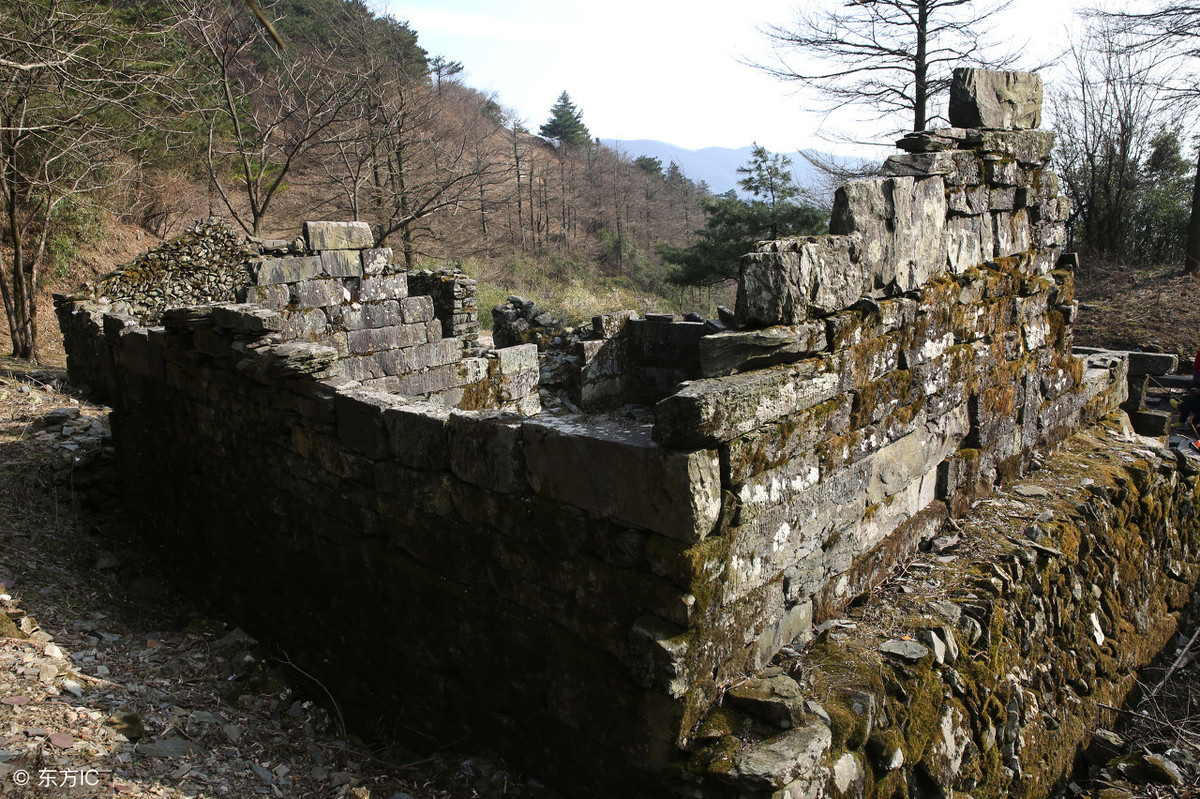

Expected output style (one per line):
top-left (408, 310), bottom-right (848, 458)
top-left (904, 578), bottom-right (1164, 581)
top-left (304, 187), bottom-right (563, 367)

top-left (0, 357), bottom-right (540, 799)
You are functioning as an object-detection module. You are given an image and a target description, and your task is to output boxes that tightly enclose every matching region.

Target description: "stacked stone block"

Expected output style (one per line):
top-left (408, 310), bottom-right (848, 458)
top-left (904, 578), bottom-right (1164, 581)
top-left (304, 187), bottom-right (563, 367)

top-left (58, 220), bottom-right (535, 415)
top-left (644, 68), bottom-right (1124, 750)
top-left (575, 312), bottom-right (709, 410)
top-left (407, 267), bottom-right (481, 354)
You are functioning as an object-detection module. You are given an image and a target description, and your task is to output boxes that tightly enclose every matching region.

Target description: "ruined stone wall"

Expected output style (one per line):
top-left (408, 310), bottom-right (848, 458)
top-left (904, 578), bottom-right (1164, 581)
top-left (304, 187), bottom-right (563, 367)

top-left (57, 220), bottom-right (531, 414)
top-left (55, 303), bottom-right (721, 793)
top-left (50, 68), bottom-right (1162, 797)
top-left (635, 70), bottom-right (1128, 750)
top-left (680, 418), bottom-right (1200, 798)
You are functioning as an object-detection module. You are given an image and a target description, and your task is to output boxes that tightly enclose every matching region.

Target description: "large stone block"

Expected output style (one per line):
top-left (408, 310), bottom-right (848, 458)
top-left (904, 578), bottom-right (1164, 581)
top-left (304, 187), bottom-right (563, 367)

top-left (949, 68), bottom-right (1043, 130)
top-left (736, 236), bottom-right (863, 326)
top-left (335, 388), bottom-right (407, 460)
top-left (653, 356), bottom-right (843, 448)
top-left (830, 176), bottom-right (947, 294)
top-left (523, 417), bottom-right (722, 543)
top-left (880, 151), bottom-right (981, 185)
top-left (699, 324), bottom-right (827, 378)
top-left (320, 249), bottom-right (361, 278)
top-left (383, 401), bottom-right (451, 469)
top-left (304, 221), bottom-right (374, 251)
top-left (447, 411), bottom-right (526, 493)
top-left (211, 303), bottom-right (284, 334)
top-left (356, 275), bottom-right (408, 302)
top-left (945, 214), bottom-right (993, 274)
top-left (292, 279), bottom-right (349, 309)
top-left (253, 256), bottom-right (323, 286)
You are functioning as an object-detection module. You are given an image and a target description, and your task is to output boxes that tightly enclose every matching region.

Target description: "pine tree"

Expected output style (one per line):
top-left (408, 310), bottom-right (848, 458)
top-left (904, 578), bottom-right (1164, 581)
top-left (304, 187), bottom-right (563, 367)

top-left (660, 146), bottom-right (826, 287)
top-left (539, 91), bottom-right (591, 148)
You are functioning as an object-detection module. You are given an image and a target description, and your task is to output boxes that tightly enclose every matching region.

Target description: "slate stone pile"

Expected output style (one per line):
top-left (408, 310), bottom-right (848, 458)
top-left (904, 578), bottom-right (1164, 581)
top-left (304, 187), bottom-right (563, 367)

top-left (93, 218), bottom-right (257, 325)
top-left (407, 267), bottom-right (481, 354)
top-left (491, 294), bottom-right (568, 349)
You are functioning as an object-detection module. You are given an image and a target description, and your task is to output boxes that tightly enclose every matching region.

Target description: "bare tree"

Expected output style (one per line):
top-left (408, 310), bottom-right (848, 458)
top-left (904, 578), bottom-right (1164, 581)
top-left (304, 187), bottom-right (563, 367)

top-left (755, 0), bottom-right (1020, 136)
top-left (1052, 18), bottom-right (1177, 260)
top-left (185, 0), bottom-right (364, 237)
top-left (352, 75), bottom-right (510, 266)
top-left (0, 1), bottom-right (177, 360)
top-left (1097, 4), bottom-right (1200, 273)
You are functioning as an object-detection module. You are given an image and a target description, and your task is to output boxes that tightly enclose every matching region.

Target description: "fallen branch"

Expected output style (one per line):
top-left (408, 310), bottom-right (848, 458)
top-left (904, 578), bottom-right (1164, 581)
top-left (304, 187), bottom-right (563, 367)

top-left (1146, 624), bottom-right (1200, 700)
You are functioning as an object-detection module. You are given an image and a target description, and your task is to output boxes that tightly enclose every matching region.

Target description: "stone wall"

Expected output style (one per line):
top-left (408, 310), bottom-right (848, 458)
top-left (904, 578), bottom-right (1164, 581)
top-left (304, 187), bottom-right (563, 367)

top-left (57, 220), bottom-right (534, 414)
top-left (50, 68), bottom-right (1170, 797)
top-left (679, 417), bottom-right (1200, 798)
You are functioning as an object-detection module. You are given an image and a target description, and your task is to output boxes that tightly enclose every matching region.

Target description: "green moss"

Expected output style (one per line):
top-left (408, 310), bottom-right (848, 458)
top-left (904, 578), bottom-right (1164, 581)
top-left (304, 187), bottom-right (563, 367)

top-left (0, 614), bottom-right (25, 640)
top-left (826, 701), bottom-right (858, 751)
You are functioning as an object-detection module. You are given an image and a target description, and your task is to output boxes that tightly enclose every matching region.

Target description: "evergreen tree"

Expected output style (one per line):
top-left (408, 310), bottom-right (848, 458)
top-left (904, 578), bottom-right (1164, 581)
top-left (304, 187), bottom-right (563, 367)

top-left (539, 91), bottom-right (591, 148)
top-left (634, 155), bottom-right (664, 178)
top-left (660, 146), bottom-right (826, 287)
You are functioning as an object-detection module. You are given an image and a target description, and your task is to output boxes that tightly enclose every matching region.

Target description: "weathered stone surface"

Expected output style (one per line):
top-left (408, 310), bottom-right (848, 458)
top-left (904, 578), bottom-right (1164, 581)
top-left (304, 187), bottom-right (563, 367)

top-left (736, 236), bottom-right (862, 326)
top-left (254, 256), bottom-right (322, 286)
top-left (335, 389), bottom-right (406, 459)
top-left (320, 249), bottom-right (361, 278)
top-left (829, 175), bottom-right (946, 294)
top-left (211, 304), bottom-right (284, 334)
top-left (304, 220), bottom-right (373, 250)
top-left (244, 342), bottom-right (338, 378)
top-left (1125, 351), bottom-right (1178, 376)
top-left (726, 674), bottom-right (805, 728)
top-left (382, 401), bottom-right (450, 469)
top-left (360, 247), bottom-right (392, 275)
top-left (593, 310), bottom-right (639, 339)
top-left (447, 411), bottom-right (526, 493)
top-left (880, 150), bottom-right (981, 185)
top-left (653, 357), bottom-right (842, 448)
top-left (723, 721), bottom-right (832, 790)
top-left (879, 638), bottom-right (929, 662)
top-left (698, 324), bottom-right (827, 378)
top-left (523, 416), bottom-right (721, 542)
top-left (949, 67), bottom-right (1043, 130)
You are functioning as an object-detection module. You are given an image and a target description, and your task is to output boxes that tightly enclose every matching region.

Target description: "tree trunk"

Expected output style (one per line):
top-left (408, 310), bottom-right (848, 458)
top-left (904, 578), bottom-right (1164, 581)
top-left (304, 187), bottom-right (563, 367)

top-left (913, 0), bottom-right (929, 131)
top-left (1185, 147), bottom-right (1200, 275)
top-left (513, 136), bottom-right (525, 250)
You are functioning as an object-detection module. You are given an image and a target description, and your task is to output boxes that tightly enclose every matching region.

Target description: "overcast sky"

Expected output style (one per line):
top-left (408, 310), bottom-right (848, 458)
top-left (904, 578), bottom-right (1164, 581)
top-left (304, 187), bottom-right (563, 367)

top-left (383, 0), bottom-right (1089, 156)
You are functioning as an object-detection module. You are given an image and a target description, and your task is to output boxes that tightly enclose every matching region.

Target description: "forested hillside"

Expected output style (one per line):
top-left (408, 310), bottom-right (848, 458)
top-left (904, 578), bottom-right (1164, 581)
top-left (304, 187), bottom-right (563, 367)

top-left (4, 0), bottom-right (819, 360)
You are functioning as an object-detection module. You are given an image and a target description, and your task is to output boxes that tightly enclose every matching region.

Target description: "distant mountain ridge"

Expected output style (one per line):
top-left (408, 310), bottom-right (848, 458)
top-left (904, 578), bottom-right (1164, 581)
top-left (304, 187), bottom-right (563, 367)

top-left (602, 139), bottom-right (835, 196)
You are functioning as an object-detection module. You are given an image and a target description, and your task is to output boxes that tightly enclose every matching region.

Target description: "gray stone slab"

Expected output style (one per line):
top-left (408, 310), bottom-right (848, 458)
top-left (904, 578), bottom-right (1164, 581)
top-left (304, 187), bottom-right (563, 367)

top-left (211, 304), bottom-right (284, 334)
top-left (304, 220), bottom-right (374, 250)
top-left (523, 416), bottom-right (721, 543)
top-left (383, 401), bottom-right (451, 469)
top-left (335, 388), bottom-right (408, 459)
top-left (361, 247), bottom-right (392, 275)
top-left (699, 324), bottom-right (827, 378)
top-left (726, 720), bottom-right (832, 790)
top-left (447, 410), bottom-right (526, 493)
top-left (292, 279), bottom-right (349, 309)
top-left (253, 256), bottom-right (323, 286)
top-left (356, 275), bottom-right (408, 302)
top-left (321, 249), bottom-right (361, 278)
top-left (949, 68), bottom-right (1042, 130)
top-left (1126, 351), bottom-right (1178, 376)
top-left (654, 356), bottom-right (843, 448)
